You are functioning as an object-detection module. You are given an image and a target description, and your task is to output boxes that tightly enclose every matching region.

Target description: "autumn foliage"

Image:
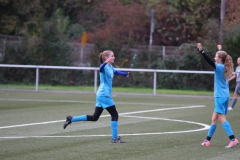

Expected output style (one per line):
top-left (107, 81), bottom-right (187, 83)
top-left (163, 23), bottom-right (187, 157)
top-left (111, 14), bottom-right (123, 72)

top-left (225, 0), bottom-right (240, 30)
top-left (89, 0), bottom-right (149, 45)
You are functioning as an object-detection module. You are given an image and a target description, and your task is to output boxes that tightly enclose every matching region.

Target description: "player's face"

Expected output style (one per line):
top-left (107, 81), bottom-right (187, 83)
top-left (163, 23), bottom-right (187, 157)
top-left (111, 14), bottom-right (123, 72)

top-left (237, 58), bottom-right (240, 66)
top-left (107, 52), bottom-right (115, 64)
top-left (214, 53), bottom-right (221, 63)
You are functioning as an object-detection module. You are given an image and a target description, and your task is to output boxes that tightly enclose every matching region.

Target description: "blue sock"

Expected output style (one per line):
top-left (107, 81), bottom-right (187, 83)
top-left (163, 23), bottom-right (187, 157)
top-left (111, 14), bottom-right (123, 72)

top-left (222, 121), bottom-right (234, 138)
top-left (111, 121), bottom-right (118, 140)
top-left (71, 115), bottom-right (87, 122)
top-left (207, 124), bottom-right (217, 138)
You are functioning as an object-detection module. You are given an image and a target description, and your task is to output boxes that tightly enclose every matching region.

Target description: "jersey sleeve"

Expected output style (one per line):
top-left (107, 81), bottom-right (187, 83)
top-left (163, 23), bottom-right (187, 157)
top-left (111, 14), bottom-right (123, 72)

top-left (200, 50), bottom-right (216, 69)
top-left (99, 62), bottom-right (107, 72)
top-left (114, 70), bottom-right (128, 77)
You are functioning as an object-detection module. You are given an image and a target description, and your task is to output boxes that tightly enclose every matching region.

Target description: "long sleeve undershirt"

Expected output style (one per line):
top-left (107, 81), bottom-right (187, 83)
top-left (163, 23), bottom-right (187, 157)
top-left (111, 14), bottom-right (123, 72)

top-left (99, 62), bottom-right (128, 77)
top-left (200, 50), bottom-right (216, 70)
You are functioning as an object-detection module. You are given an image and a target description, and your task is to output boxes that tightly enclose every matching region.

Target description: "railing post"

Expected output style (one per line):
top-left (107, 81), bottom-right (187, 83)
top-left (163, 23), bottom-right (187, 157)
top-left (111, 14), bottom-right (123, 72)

top-left (162, 46), bottom-right (165, 59)
top-left (94, 69), bottom-right (98, 93)
top-left (153, 71), bottom-right (157, 96)
top-left (35, 66), bottom-right (39, 91)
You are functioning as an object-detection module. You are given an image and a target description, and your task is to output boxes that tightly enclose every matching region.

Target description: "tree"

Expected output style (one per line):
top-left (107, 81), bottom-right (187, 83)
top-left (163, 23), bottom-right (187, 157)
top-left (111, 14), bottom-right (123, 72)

top-left (152, 0), bottom-right (220, 45)
top-left (89, 0), bottom-right (149, 45)
top-left (225, 0), bottom-right (240, 30)
top-left (1, 9), bottom-right (83, 84)
top-left (0, 0), bottom-right (48, 34)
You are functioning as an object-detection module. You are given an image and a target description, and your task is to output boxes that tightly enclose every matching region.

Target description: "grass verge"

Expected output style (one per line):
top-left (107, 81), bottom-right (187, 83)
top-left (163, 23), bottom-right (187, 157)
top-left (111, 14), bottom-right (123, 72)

top-left (0, 84), bottom-right (214, 96)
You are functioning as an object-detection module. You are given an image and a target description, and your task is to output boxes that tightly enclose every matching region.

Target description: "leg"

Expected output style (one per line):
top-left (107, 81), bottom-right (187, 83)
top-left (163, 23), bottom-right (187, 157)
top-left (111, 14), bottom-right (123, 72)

top-left (106, 105), bottom-right (118, 140)
top-left (229, 92), bottom-right (238, 110)
top-left (86, 107), bottom-right (104, 121)
top-left (202, 112), bottom-right (218, 146)
top-left (229, 83), bottom-right (240, 110)
top-left (71, 107), bottom-right (103, 122)
top-left (218, 114), bottom-right (235, 139)
top-left (63, 107), bottom-right (103, 129)
top-left (217, 97), bottom-right (236, 141)
top-left (217, 95), bottom-right (239, 148)
top-left (106, 106), bottom-right (124, 143)
top-left (206, 113), bottom-right (218, 141)
top-left (218, 114), bottom-right (239, 148)
top-left (106, 105), bottom-right (118, 121)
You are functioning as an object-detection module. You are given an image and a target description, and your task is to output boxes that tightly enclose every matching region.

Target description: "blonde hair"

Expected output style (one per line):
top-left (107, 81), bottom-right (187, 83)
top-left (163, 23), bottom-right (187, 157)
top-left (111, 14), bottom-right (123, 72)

top-left (217, 51), bottom-right (234, 79)
top-left (99, 50), bottom-right (113, 64)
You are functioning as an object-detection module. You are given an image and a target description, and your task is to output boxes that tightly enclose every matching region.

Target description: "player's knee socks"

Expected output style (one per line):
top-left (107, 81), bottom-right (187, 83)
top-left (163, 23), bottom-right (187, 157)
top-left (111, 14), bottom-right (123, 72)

top-left (111, 121), bottom-right (118, 140)
top-left (222, 121), bottom-right (234, 137)
top-left (71, 115), bottom-right (87, 122)
top-left (207, 124), bottom-right (217, 138)
top-left (231, 98), bottom-right (237, 108)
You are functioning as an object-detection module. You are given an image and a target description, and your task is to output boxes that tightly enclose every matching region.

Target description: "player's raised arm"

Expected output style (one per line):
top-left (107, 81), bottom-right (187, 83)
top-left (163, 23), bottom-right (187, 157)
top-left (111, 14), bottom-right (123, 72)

top-left (197, 43), bottom-right (216, 69)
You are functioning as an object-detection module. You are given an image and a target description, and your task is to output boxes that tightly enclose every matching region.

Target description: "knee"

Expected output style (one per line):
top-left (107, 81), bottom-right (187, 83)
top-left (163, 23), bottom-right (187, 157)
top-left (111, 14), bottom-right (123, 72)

top-left (92, 115), bottom-right (100, 121)
top-left (111, 114), bottom-right (118, 121)
top-left (211, 118), bottom-right (217, 124)
top-left (87, 115), bottom-right (100, 121)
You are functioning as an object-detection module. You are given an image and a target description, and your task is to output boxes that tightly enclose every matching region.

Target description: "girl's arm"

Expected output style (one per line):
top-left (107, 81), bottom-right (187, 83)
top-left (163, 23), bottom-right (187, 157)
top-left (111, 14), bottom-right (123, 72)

top-left (99, 62), bottom-right (107, 72)
top-left (114, 70), bottom-right (129, 77)
top-left (228, 74), bottom-right (236, 82)
top-left (200, 50), bottom-right (216, 69)
top-left (197, 43), bottom-right (216, 69)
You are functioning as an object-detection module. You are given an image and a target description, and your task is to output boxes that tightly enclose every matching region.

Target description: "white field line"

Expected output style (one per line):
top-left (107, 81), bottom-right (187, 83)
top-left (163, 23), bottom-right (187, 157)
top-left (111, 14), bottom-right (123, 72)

top-left (0, 105), bottom-right (205, 129)
top-left (120, 115), bottom-right (210, 134)
top-left (0, 98), bottom-right (185, 106)
top-left (119, 105), bottom-right (205, 115)
top-left (0, 115), bottom-right (210, 139)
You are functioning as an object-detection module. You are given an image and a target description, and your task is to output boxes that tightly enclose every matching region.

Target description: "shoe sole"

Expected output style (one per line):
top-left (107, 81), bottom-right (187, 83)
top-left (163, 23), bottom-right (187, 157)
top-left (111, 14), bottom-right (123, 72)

top-left (225, 142), bottom-right (239, 148)
top-left (201, 142), bottom-right (210, 146)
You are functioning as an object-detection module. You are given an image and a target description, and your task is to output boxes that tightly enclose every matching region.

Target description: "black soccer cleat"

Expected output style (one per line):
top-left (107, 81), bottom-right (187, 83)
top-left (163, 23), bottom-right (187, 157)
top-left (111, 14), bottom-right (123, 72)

top-left (63, 116), bottom-right (72, 129)
top-left (111, 136), bottom-right (125, 143)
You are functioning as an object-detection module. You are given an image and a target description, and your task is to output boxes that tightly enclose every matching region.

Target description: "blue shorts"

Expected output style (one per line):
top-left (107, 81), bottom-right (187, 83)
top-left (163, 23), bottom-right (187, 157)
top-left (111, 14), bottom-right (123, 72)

top-left (214, 97), bottom-right (229, 115)
top-left (96, 96), bottom-right (115, 109)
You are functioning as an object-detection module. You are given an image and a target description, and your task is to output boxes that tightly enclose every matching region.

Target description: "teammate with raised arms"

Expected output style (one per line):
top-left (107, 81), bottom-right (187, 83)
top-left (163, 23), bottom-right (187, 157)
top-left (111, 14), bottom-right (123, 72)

top-left (197, 43), bottom-right (238, 148)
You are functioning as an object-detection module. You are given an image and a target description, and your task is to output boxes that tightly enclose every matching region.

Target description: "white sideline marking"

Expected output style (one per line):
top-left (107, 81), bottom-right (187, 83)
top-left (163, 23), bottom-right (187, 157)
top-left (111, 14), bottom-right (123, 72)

top-left (0, 105), bottom-right (205, 129)
top-left (0, 98), bottom-right (182, 106)
top-left (121, 115), bottom-right (210, 134)
top-left (119, 105), bottom-right (205, 115)
top-left (0, 120), bottom-right (65, 129)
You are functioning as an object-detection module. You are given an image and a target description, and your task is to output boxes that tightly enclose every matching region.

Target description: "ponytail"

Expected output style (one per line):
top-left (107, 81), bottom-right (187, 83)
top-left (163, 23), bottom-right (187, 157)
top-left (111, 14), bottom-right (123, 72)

top-left (99, 53), bottom-right (103, 64)
top-left (217, 51), bottom-right (234, 79)
top-left (224, 55), bottom-right (234, 79)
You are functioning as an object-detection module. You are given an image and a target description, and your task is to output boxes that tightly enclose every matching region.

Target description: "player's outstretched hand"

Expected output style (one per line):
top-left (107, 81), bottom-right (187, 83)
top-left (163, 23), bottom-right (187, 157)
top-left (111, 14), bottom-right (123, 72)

top-left (197, 43), bottom-right (202, 52)
top-left (126, 72), bottom-right (130, 77)
top-left (217, 44), bottom-right (222, 51)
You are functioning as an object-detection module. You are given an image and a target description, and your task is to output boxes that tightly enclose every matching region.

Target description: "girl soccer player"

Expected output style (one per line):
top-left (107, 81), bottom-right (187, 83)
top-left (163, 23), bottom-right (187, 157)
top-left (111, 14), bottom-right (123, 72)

top-left (197, 43), bottom-right (238, 148)
top-left (63, 50), bottom-right (129, 143)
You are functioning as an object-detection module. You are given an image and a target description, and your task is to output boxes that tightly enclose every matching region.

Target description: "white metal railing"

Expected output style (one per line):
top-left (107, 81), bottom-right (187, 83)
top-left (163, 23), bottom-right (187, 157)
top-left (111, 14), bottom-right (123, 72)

top-left (0, 64), bottom-right (214, 95)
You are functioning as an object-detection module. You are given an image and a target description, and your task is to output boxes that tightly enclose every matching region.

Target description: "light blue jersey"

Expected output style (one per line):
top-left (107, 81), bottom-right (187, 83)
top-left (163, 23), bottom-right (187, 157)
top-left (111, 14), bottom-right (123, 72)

top-left (97, 64), bottom-right (116, 97)
top-left (214, 63), bottom-right (229, 97)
